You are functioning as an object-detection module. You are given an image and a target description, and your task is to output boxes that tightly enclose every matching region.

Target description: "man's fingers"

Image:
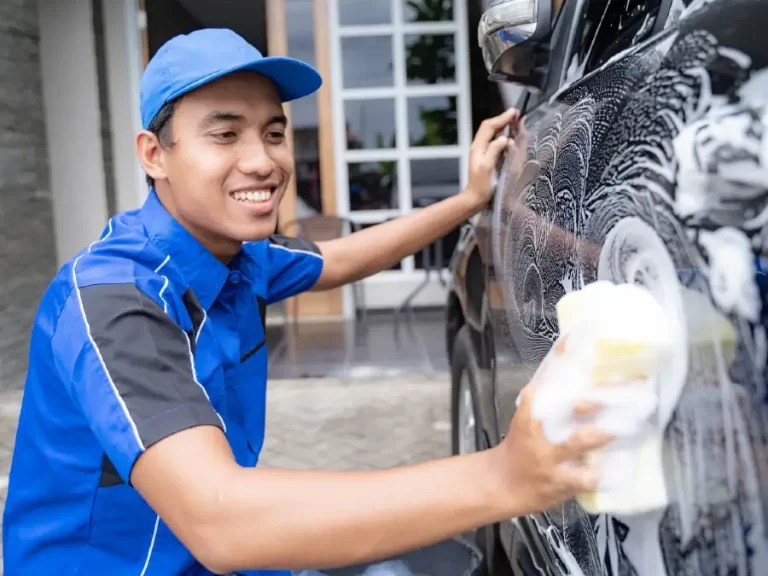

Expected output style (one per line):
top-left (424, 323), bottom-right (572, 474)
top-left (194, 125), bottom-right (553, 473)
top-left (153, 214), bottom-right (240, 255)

top-left (553, 334), bottom-right (569, 356)
top-left (556, 463), bottom-right (599, 494)
top-left (573, 401), bottom-right (602, 419)
top-left (515, 383), bottom-right (532, 409)
top-left (560, 425), bottom-right (613, 461)
top-left (486, 134), bottom-right (509, 160)
top-left (473, 108), bottom-right (520, 150)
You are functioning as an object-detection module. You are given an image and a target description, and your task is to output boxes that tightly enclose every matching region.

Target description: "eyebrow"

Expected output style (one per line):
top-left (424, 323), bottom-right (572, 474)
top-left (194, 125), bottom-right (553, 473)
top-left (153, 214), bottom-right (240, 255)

top-left (202, 111), bottom-right (245, 126)
top-left (201, 111), bottom-right (288, 127)
top-left (268, 113), bottom-right (289, 127)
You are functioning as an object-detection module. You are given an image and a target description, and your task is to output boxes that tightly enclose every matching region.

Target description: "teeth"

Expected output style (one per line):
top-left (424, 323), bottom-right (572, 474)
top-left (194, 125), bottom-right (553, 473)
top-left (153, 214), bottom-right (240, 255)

top-left (231, 189), bottom-right (273, 203)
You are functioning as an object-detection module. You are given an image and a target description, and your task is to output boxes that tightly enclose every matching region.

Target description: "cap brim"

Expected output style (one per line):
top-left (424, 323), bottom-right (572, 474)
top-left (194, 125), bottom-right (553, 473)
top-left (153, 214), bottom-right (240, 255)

top-left (167, 55), bottom-right (322, 106)
top-left (242, 56), bottom-right (323, 101)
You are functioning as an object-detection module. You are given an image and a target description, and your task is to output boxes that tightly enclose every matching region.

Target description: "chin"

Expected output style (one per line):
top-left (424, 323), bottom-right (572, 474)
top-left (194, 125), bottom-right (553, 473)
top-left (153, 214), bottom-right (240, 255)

top-left (234, 222), bottom-right (279, 243)
top-left (224, 200), bottom-right (282, 243)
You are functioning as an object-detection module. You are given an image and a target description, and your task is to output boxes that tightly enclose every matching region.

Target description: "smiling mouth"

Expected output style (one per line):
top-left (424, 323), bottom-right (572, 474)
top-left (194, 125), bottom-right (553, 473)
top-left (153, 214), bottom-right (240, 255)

top-left (229, 187), bottom-right (276, 204)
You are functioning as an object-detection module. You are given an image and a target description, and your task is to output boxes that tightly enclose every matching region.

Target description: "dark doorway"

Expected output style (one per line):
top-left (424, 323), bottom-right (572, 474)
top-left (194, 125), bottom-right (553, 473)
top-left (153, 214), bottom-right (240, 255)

top-left (145, 0), bottom-right (268, 60)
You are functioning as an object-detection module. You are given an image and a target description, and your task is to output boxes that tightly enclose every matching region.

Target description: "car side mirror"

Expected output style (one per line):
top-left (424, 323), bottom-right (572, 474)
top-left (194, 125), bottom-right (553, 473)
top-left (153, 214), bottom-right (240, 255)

top-left (478, 0), bottom-right (553, 91)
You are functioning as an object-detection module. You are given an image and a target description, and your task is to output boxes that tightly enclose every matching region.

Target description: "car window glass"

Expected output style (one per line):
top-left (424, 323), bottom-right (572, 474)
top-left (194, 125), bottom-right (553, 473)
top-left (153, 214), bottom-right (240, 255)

top-left (570, 0), bottom-right (609, 73)
top-left (581, 0), bottom-right (663, 72)
top-left (521, 0), bottom-right (574, 112)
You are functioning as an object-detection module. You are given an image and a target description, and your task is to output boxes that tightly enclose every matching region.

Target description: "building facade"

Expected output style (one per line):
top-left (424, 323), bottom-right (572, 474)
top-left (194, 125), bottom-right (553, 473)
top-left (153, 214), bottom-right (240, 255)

top-left (0, 0), bottom-right (520, 389)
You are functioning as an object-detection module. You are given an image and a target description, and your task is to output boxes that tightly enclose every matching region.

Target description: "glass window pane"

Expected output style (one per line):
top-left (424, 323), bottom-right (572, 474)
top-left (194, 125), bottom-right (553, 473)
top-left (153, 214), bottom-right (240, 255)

top-left (412, 158), bottom-right (461, 270)
top-left (287, 0), bottom-right (321, 216)
top-left (405, 34), bottom-right (456, 85)
top-left (341, 36), bottom-right (394, 88)
top-left (340, 0), bottom-right (392, 25)
top-left (404, 0), bottom-right (454, 22)
top-left (344, 99), bottom-right (396, 150)
top-left (348, 161), bottom-right (398, 211)
top-left (407, 96), bottom-right (457, 146)
top-left (286, 0), bottom-right (316, 66)
top-left (414, 225), bottom-right (461, 270)
top-left (410, 158), bottom-right (460, 207)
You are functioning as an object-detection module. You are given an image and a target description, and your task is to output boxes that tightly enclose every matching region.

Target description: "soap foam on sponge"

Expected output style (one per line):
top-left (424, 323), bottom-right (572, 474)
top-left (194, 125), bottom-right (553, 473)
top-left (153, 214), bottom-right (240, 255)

top-left (532, 281), bottom-right (676, 516)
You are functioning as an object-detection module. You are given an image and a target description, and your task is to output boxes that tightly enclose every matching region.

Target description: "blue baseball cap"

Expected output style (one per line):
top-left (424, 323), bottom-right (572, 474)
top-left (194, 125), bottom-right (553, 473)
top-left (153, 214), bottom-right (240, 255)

top-left (140, 28), bottom-right (322, 129)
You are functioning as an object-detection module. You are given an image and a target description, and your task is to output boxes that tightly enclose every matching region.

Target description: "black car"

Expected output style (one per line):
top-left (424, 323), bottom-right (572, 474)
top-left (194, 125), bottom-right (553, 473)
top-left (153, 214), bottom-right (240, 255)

top-left (447, 0), bottom-right (768, 574)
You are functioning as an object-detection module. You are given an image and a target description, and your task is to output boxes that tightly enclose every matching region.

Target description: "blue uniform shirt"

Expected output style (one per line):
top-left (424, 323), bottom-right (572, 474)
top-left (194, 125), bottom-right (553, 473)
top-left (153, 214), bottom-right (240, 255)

top-left (3, 189), bottom-right (323, 575)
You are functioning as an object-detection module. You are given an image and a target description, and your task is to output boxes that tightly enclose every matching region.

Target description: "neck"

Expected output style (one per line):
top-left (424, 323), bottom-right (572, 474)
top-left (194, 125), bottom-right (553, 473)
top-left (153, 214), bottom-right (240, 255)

top-left (154, 186), bottom-right (241, 265)
top-left (204, 235), bottom-right (242, 265)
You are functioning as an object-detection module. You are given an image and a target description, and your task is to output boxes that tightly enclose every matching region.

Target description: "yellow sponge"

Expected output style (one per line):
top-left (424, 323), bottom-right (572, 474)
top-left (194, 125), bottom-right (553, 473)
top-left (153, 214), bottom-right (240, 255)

top-left (556, 281), bottom-right (672, 383)
top-left (556, 282), bottom-right (671, 515)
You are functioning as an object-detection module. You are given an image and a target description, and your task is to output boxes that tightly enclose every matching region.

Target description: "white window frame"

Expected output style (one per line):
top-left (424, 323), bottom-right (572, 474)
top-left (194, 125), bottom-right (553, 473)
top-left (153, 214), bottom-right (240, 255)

top-left (328, 0), bottom-right (473, 315)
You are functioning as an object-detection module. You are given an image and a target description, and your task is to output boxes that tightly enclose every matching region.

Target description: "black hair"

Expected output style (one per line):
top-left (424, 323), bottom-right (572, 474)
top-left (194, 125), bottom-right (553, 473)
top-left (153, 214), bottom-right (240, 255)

top-left (145, 100), bottom-right (177, 187)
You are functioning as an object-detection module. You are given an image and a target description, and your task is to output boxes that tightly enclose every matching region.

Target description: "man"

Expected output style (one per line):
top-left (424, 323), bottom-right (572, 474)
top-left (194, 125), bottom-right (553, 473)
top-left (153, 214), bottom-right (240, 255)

top-left (3, 29), bottom-right (611, 575)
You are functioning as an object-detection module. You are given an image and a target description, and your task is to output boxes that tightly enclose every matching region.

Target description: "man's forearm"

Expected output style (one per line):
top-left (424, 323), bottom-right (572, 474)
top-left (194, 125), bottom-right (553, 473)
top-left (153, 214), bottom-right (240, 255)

top-left (208, 447), bottom-right (517, 572)
top-left (313, 193), bottom-right (481, 290)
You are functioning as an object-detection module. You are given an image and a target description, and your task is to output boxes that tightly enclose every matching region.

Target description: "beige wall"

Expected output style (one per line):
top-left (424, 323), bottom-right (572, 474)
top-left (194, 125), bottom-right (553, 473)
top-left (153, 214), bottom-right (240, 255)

top-left (38, 0), bottom-right (110, 265)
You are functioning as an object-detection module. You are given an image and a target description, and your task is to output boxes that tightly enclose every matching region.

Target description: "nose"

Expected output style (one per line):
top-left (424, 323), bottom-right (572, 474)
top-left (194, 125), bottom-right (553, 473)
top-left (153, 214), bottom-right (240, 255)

top-left (237, 136), bottom-right (276, 177)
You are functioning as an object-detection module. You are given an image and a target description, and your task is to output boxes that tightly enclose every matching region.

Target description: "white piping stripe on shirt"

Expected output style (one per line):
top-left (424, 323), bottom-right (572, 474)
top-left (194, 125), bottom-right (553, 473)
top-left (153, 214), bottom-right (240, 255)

top-left (268, 242), bottom-right (324, 259)
top-left (72, 219), bottom-right (146, 452)
top-left (196, 310), bottom-right (207, 345)
top-left (139, 515), bottom-right (160, 576)
top-left (154, 255), bottom-right (171, 314)
top-left (181, 329), bottom-right (227, 433)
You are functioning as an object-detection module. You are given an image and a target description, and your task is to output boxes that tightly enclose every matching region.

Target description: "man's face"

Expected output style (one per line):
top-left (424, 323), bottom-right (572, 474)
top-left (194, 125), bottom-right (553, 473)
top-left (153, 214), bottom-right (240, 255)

top-left (152, 72), bottom-right (292, 256)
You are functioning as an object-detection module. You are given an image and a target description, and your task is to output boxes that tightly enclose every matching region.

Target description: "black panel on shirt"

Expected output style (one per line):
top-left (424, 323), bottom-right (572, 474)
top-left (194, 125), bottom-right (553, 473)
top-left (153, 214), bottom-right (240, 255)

top-left (99, 454), bottom-right (123, 487)
top-left (79, 283), bottom-right (223, 471)
top-left (181, 288), bottom-right (206, 355)
top-left (269, 234), bottom-right (321, 255)
top-left (240, 337), bottom-right (265, 364)
top-left (257, 294), bottom-right (267, 341)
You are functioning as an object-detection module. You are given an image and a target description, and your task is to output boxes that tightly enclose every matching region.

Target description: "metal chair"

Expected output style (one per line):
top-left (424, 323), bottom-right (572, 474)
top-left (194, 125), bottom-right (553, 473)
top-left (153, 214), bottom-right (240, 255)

top-left (279, 215), bottom-right (367, 324)
top-left (395, 196), bottom-right (449, 324)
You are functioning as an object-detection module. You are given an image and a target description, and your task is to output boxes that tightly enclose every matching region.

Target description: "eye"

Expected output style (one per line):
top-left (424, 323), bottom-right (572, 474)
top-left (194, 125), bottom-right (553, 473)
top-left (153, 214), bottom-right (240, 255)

top-left (266, 130), bottom-right (286, 144)
top-left (212, 130), bottom-right (237, 142)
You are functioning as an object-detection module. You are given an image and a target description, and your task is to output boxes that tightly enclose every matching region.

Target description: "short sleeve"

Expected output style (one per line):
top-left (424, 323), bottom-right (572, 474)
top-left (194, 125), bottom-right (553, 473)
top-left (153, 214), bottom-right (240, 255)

top-left (51, 282), bottom-right (225, 483)
top-left (263, 235), bottom-right (324, 304)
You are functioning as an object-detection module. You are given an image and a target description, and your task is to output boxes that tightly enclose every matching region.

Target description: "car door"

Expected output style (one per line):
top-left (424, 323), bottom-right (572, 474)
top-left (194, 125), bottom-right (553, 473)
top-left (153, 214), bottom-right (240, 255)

top-left (489, 0), bottom-right (768, 574)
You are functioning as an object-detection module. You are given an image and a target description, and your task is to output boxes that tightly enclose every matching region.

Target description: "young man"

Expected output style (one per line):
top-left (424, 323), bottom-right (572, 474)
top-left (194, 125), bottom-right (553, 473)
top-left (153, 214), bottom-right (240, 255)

top-left (3, 29), bottom-right (610, 575)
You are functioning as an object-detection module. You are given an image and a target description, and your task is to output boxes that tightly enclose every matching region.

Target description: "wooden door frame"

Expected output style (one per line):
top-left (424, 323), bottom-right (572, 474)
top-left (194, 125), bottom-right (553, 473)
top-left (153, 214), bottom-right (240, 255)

top-left (268, 0), bottom-right (343, 319)
top-left (138, 0), bottom-right (149, 67)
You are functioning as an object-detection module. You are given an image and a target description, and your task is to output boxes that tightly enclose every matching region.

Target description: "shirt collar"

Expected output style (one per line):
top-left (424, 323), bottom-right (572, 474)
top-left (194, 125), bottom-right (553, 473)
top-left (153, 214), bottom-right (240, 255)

top-left (140, 188), bottom-right (242, 310)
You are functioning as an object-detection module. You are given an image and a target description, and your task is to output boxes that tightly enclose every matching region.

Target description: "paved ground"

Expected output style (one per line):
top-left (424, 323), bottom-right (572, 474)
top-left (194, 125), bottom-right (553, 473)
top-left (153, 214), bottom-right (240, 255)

top-left (0, 373), bottom-right (452, 567)
top-left (260, 374), bottom-right (452, 470)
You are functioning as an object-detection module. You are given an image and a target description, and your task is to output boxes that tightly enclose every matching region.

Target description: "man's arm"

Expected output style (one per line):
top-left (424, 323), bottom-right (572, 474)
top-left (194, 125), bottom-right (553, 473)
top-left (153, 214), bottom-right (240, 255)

top-left (132, 427), bottom-right (505, 572)
top-left (131, 358), bottom-right (610, 575)
top-left (312, 193), bottom-right (480, 290)
top-left (311, 108), bottom-right (520, 291)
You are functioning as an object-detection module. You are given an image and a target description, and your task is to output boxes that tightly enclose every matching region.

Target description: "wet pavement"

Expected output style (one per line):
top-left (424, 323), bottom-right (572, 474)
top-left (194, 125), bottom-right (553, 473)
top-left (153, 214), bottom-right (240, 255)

top-left (0, 373), bottom-right (451, 568)
top-left (266, 308), bottom-right (450, 380)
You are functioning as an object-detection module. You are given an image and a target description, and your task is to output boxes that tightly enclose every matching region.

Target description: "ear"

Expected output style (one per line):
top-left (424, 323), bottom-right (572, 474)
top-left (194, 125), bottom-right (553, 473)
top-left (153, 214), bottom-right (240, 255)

top-left (136, 131), bottom-right (168, 182)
